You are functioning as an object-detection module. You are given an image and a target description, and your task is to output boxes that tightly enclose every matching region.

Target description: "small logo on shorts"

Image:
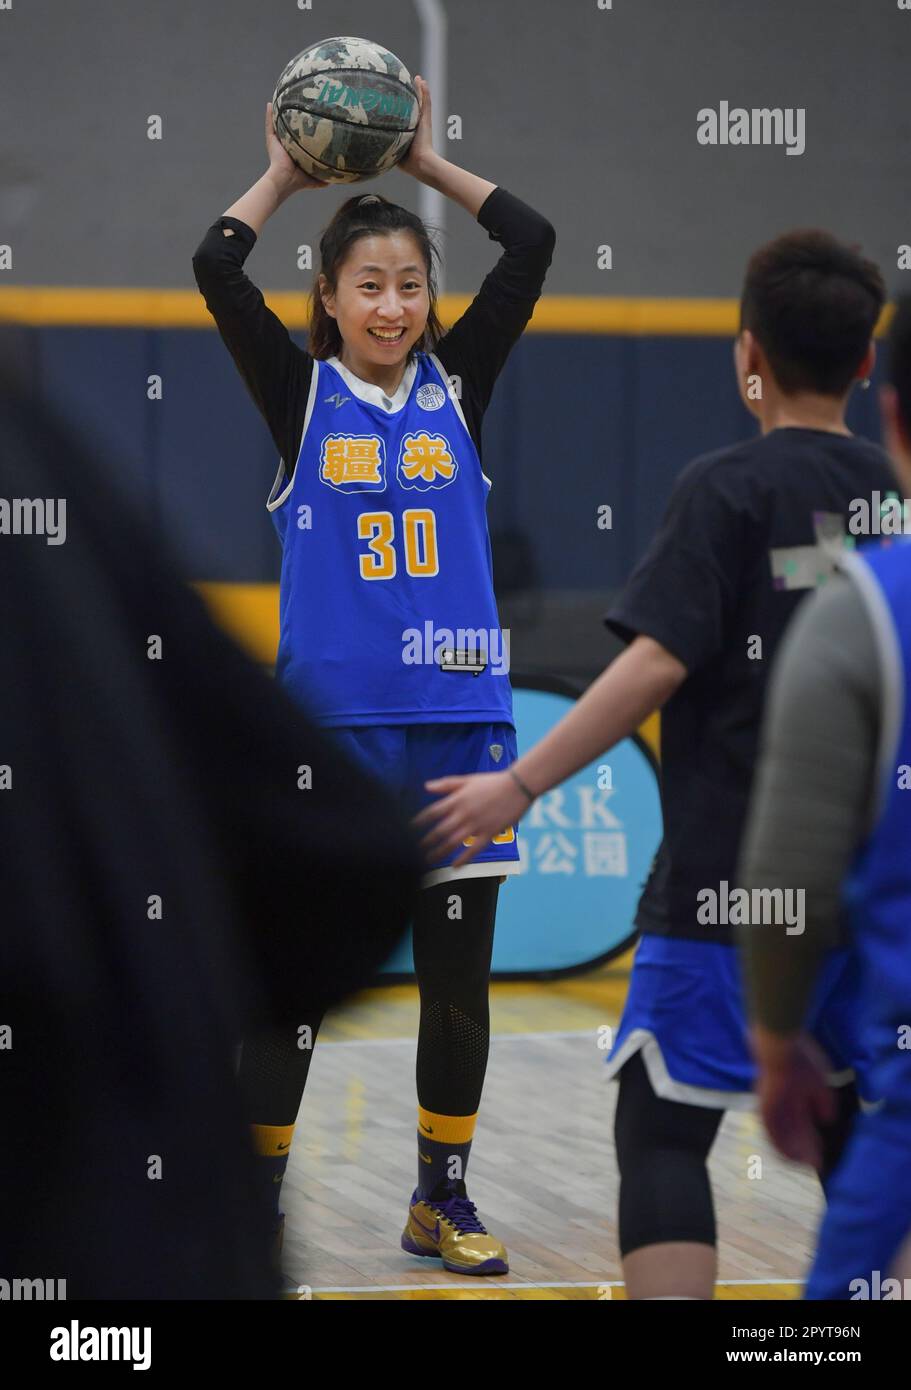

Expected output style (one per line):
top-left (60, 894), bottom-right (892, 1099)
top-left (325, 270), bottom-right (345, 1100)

top-left (416, 383), bottom-right (446, 411)
top-left (489, 744), bottom-right (504, 763)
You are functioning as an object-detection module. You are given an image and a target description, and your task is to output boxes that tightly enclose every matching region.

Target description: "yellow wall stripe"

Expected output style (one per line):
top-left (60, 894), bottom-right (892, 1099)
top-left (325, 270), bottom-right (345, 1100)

top-left (0, 288), bottom-right (895, 337)
top-left (195, 581), bottom-right (280, 666)
top-left (638, 710), bottom-right (660, 762)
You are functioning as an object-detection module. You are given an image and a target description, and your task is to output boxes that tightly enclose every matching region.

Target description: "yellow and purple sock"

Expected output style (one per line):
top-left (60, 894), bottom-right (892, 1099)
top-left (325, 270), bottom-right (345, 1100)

top-left (417, 1107), bottom-right (477, 1197)
top-left (250, 1123), bottom-right (295, 1220)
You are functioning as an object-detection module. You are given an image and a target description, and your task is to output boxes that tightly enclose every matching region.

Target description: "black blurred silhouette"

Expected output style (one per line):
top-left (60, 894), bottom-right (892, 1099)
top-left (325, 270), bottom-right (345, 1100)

top-left (0, 342), bottom-right (421, 1298)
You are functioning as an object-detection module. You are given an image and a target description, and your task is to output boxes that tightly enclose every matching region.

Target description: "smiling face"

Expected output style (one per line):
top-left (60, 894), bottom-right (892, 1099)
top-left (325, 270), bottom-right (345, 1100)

top-left (319, 231), bottom-right (431, 374)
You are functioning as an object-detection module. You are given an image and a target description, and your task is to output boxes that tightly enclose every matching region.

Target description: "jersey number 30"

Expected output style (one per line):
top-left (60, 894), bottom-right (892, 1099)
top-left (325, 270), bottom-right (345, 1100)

top-left (358, 509), bottom-right (439, 580)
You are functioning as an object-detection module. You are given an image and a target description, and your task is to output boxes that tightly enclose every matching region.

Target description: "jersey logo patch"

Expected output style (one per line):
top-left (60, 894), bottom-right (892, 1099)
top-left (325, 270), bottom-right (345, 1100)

top-left (324, 391), bottom-right (351, 409)
top-left (319, 434), bottom-right (387, 493)
top-left (396, 431), bottom-right (458, 491)
top-left (769, 511), bottom-right (849, 590)
top-left (438, 647), bottom-right (486, 675)
top-left (416, 382), bottom-right (446, 411)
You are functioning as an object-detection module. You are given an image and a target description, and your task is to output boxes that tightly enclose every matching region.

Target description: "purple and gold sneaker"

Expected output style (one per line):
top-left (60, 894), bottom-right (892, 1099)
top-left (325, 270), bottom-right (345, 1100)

top-left (401, 1180), bottom-right (508, 1275)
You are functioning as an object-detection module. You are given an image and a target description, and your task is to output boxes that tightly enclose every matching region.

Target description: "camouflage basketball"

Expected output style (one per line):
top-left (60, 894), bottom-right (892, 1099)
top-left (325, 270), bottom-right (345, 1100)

top-left (272, 36), bottom-right (419, 184)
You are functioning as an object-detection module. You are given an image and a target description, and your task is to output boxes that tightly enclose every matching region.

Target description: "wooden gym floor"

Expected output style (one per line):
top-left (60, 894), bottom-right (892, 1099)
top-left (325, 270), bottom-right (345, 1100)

top-left (279, 951), bottom-right (820, 1301)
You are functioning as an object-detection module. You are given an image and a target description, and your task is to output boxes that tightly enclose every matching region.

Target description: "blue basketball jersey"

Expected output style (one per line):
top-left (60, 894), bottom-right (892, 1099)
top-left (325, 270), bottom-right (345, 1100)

top-left (841, 540), bottom-right (911, 1102)
top-left (268, 353), bottom-right (514, 729)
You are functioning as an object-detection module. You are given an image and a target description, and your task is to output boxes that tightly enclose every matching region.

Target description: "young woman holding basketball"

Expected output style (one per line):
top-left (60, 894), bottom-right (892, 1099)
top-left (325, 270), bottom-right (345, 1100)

top-left (192, 78), bottom-right (554, 1276)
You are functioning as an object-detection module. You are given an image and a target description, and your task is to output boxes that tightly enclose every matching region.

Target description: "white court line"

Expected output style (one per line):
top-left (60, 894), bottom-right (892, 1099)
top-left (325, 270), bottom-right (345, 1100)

top-left (320, 1030), bottom-right (594, 1048)
top-left (309, 1277), bottom-right (805, 1293)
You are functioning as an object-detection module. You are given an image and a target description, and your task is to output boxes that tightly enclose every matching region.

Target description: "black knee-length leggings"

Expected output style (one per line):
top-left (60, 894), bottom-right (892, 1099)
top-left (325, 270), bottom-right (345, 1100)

top-left (614, 1048), bottom-right (860, 1256)
top-left (237, 876), bottom-right (500, 1126)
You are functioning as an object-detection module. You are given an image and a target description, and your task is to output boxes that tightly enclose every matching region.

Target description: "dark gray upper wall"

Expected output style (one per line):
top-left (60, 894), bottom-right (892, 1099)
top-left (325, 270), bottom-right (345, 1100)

top-left (1, 0), bottom-right (907, 296)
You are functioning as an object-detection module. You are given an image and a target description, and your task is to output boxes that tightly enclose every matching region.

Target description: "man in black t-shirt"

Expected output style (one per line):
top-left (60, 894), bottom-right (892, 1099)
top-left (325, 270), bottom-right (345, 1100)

top-left (416, 230), bottom-right (895, 1298)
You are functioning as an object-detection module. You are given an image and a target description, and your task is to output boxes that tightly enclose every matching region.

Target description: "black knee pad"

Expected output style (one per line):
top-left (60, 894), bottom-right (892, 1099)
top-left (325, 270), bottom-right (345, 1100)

top-left (614, 1050), bottom-right (723, 1256)
top-left (237, 1014), bottom-right (325, 1127)
top-left (413, 877), bottom-right (499, 1116)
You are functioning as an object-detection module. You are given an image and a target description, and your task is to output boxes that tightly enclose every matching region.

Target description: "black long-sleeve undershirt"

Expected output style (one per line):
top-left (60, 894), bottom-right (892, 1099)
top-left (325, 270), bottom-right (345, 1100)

top-left (192, 185), bottom-right (555, 474)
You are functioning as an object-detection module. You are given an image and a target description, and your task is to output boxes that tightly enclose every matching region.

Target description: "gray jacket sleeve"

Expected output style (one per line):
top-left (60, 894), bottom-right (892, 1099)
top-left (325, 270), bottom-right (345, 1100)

top-left (736, 572), bottom-right (881, 1034)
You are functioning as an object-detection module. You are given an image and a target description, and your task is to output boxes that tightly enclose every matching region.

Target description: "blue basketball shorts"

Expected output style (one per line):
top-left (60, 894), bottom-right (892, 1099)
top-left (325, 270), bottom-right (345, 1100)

top-left (604, 933), bottom-right (875, 1108)
top-left (806, 1099), bottom-right (911, 1299)
top-left (328, 721), bottom-right (521, 888)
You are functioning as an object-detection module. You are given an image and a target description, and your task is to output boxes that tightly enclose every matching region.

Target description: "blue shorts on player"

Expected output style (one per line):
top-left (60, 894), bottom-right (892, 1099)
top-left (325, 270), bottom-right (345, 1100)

top-left (330, 721), bottom-right (522, 888)
top-left (604, 933), bottom-right (876, 1107)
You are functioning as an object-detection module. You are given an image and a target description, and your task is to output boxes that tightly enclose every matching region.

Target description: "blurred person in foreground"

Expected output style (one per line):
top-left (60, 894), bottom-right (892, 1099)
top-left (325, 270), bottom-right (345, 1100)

top-left (0, 344), bottom-right (421, 1298)
top-left (737, 297), bottom-right (911, 1298)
